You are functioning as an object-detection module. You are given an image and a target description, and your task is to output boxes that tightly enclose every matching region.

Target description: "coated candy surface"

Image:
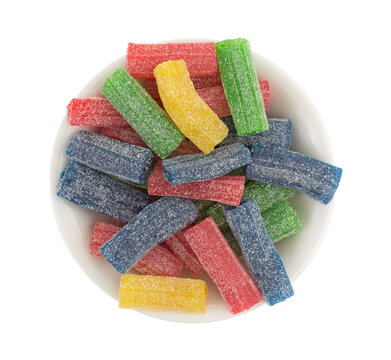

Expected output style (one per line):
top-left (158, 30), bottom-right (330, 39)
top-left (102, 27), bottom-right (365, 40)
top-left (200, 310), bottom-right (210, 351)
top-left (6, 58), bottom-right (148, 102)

top-left (225, 200), bottom-right (294, 306)
top-left (148, 162), bottom-right (245, 206)
top-left (67, 97), bottom-right (129, 128)
top-left (119, 274), bottom-right (207, 313)
top-left (220, 117), bottom-right (292, 149)
top-left (90, 222), bottom-right (183, 277)
top-left (100, 127), bottom-right (149, 149)
top-left (56, 161), bottom-right (151, 222)
top-left (66, 130), bottom-right (154, 183)
top-left (154, 60), bottom-right (228, 154)
top-left (215, 38), bottom-right (268, 135)
top-left (246, 144), bottom-right (343, 204)
top-left (184, 217), bottom-right (262, 314)
top-left (162, 143), bottom-right (251, 185)
top-left (100, 197), bottom-right (197, 274)
top-left (127, 42), bottom-right (217, 79)
top-left (101, 67), bottom-right (184, 159)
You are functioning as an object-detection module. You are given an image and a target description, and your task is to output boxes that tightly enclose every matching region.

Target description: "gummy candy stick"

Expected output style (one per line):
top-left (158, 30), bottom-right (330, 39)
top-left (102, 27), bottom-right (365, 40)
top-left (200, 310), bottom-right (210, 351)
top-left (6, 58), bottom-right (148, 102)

top-left (242, 181), bottom-right (296, 212)
top-left (119, 274), bottom-right (207, 313)
top-left (224, 200), bottom-right (294, 306)
top-left (65, 131), bottom-right (154, 184)
top-left (67, 97), bottom-right (129, 128)
top-left (148, 162), bottom-right (245, 206)
top-left (154, 60), bottom-right (228, 154)
top-left (100, 197), bottom-right (197, 274)
top-left (164, 226), bottom-right (204, 276)
top-left (220, 117), bottom-right (292, 149)
top-left (246, 144), bottom-right (343, 204)
top-left (162, 143), bottom-right (251, 185)
top-left (101, 68), bottom-right (184, 159)
top-left (56, 161), bottom-right (151, 222)
top-left (215, 38), bottom-right (268, 135)
top-left (184, 217), bottom-right (262, 314)
top-left (167, 140), bottom-right (201, 158)
top-left (127, 42), bottom-right (217, 79)
top-left (90, 222), bottom-right (183, 277)
top-left (100, 127), bottom-right (149, 149)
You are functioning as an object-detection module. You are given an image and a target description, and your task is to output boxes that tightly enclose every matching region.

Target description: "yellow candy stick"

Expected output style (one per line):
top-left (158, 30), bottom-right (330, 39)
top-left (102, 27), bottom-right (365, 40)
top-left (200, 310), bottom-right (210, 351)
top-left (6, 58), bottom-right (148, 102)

top-left (154, 60), bottom-right (228, 154)
top-left (119, 274), bottom-right (207, 314)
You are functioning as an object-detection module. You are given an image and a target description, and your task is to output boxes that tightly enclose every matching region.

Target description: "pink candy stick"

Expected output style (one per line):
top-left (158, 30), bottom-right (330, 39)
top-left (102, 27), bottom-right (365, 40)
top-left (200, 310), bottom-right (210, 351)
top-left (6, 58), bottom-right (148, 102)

top-left (148, 162), bottom-right (245, 206)
top-left (185, 218), bottom-right (262, 314)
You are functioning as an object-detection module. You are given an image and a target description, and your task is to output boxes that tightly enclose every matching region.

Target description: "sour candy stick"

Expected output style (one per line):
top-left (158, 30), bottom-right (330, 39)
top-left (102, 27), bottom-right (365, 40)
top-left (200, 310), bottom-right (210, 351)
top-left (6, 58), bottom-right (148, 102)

top-left (184, 217), bottom-right (262, 314)
top-left (100, 127), bottom-right (149, 149)
top-left (100, 197), bottom-right (197, 274)
top-left (56, 161), bottom-right (152, 222)
top-left (127, 42), bottom-right (217, 79)
top-left (225, 200), bottom-right (294, 306)
top-left (154, 60), bottom-right (228, 154)
top-left (148, 162), bottom-right (245, 206)
top-left (246, 144), bottom-right (343, 204)
top-left (101, 67), bottom-right (184, 159)
top-left (90, 222), bottom-right (183, 277)
top-left (215, 38), bottom-right (268, 134)
top-left (162, 143), bottom-right (251, 185)
top-left (65, 131), bottom-right (154, 183)
top-left (119, 274), bottom-right (207, 313)
top-left (67, 97), bottom-right (129, 128)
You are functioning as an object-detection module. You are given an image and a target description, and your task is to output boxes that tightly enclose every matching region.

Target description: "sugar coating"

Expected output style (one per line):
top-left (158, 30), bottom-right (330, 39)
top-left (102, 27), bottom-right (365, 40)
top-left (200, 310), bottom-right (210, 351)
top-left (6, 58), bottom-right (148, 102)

top-left (246, 144), bottom-right (343, 204)
top-left (100, 127), bottom-right (149, 150)
top-left (148, 162), bottom-right (245, 206)
top-left (127, 42), bottom-right (217, 79)
top-left (215, 39), bottom-right (268, 135)
top-left (99, 197), bottom-right (197, 274)
top-left (162, 143), bottom-right (251, 185)
top-left (110, 161), bottom-right (156, 190)
top-left (242, 181), bottom-right (296, 212)
top-left (90, 222), bottom-right (183, 277)
top-left (154, 60), bottom-right (228, 154)
top-left (101, 68), bottom-right (184, 159)
top-left (224, 200), bottom-right (294, 306)
top-left (56, 161), bottom-right (151, 222)
top-left (65, 130), bottom-right (154, 184)
top-left (164, 226), bottom-right (204, 276)
top-left (119, 274), bottom-right (207, 313)
top-left (184, 217), bottom-right (262, 314)
top-left (67, 97), bottom-right (129, 128)
top-left (167, 140), bottom-right (201, 158)
top-left (219, 117), bottom-right (292, 149)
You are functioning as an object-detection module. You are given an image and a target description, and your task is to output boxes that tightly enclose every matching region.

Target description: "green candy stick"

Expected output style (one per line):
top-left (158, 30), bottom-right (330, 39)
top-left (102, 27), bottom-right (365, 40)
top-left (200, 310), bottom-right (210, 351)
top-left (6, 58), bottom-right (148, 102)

top-left (101, 68), bottom-right (185, 159)
top-left (215, 38), bottom-right (268, 135)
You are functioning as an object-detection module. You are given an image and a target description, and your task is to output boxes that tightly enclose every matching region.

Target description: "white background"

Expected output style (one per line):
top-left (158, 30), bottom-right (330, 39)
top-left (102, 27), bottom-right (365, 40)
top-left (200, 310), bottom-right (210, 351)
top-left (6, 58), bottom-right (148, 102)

top-left (1, 1), bottom-right (390, 359)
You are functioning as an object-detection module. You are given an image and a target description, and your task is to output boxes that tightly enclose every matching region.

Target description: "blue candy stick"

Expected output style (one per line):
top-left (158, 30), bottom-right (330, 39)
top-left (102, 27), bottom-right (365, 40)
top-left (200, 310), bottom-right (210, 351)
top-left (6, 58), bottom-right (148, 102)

top-left (224, 200), bottom-right (294, 306)
top-left (66, 130), bottom-right (154, 184)
top-left (56, 161), bottom-right (152, 222)
top-left (219, 117), bottom-right (292, 149)
top-left (100, 197), bottom-right (198, 274)
top-left (246, 144), bottom-right (342, 204)
top-left (162, 143), bottom-right (251, 185)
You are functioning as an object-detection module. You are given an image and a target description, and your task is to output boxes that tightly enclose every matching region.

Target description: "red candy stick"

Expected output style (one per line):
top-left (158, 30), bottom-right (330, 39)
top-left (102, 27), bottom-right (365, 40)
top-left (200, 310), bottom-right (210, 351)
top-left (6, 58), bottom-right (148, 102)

top-left (67, 97), bottom-right (130, 128)
top-left (100, 128), bottom-right (147, 148)
top-left (167, 140), bottom-right (201, 158)
top-left (164, 225), bottom-right (204, 276)
top-left (90, 222), bottom-right (183, 277)
top-left (185, 218), bottom-right (262, 314)
top-left (148, 162), bottom-right (245, 206)
top-left (127, 42), bottom-right (218, 79)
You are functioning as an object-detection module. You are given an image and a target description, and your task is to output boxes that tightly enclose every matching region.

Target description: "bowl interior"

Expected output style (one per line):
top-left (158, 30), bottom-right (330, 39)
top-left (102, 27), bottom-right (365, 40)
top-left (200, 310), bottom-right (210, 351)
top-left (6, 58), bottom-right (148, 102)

top-left (50, 41), bottom-right (334, 323)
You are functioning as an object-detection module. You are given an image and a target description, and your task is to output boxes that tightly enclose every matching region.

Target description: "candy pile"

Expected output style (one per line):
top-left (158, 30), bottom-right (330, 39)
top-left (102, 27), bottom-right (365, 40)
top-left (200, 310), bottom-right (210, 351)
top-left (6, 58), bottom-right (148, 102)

top-left (59, 39), bottom-right (342, 315)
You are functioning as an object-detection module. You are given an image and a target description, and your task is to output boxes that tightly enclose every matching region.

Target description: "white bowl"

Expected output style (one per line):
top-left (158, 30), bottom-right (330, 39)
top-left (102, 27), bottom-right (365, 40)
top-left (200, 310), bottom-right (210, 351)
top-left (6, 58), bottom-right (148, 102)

top-left (50, 39), bottom-right (334, 323)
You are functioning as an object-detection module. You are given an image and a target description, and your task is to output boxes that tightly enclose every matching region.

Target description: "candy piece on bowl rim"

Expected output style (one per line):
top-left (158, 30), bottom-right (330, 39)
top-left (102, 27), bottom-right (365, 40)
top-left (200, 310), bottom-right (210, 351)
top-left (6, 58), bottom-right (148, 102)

top-left (246, 144), bottom-right (343, 204)
top-left (119, 274), bottom-right (207, 313)
top-left (99, 197), bottom-right (197, 274)
top-left (101, 67), bottom-right (184, 159)
top-left (162, 143), bottom-right (251, 185)
top-left (153, 60), bottom-right (228, 154)
top-left (225, 200), bottom-right (294, 306)
top-left (56, 161), bottom-right (152, 223)
top-left (184, 217), bottom-right (262, 314)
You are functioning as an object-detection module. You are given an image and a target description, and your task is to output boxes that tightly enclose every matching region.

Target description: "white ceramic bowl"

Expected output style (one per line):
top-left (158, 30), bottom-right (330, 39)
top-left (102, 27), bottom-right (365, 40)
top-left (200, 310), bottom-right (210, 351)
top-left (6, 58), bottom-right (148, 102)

top-left (50, 39), bottom-right (334, 323)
